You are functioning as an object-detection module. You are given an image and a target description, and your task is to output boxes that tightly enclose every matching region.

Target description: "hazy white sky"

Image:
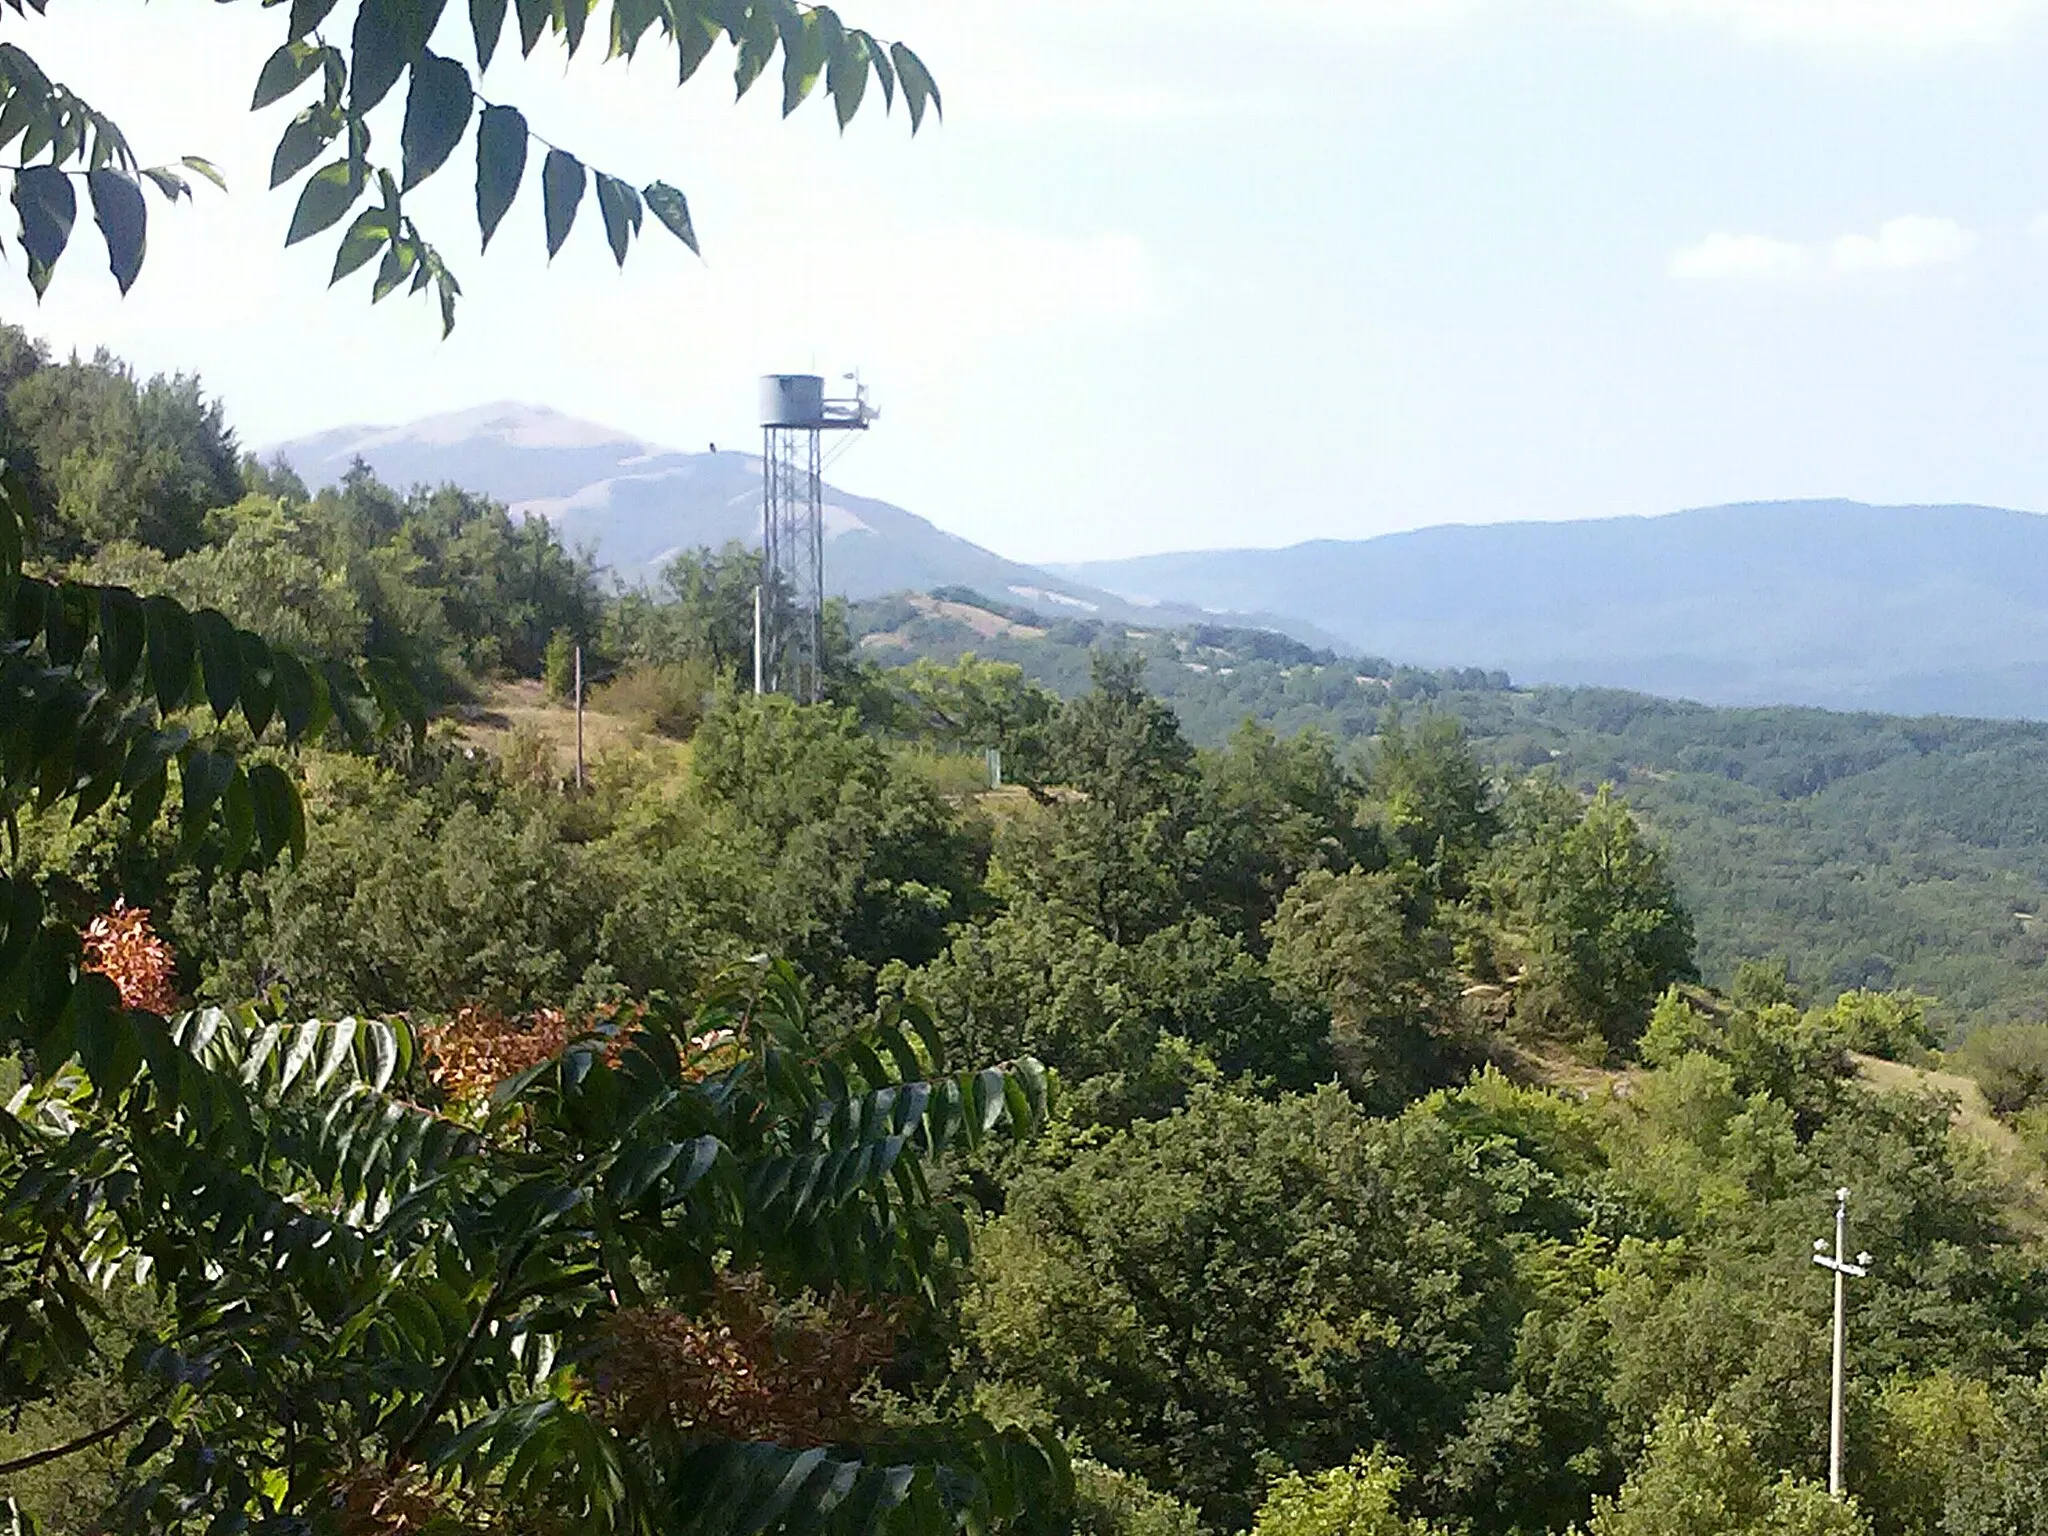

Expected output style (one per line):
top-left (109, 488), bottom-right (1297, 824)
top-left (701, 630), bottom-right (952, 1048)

top-left (12, 0), bottom-right (2048, 560)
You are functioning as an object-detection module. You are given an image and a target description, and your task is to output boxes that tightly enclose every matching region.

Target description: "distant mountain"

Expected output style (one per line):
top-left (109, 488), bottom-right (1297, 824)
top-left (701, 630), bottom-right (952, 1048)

top-left (266, 403), bottom-right (1334, 642)
top-left (1054, 501), bottom-right (2048, 718)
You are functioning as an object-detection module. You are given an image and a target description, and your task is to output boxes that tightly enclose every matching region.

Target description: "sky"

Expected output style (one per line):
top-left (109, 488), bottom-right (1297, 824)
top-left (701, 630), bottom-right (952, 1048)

top-left (12, 0), bottom-right (2048, 562)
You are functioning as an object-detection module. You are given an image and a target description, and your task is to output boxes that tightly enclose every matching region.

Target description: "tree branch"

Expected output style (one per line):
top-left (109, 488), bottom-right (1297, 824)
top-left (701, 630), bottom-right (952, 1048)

top-left (0, 1405), bottom-right (146, 1478)
top-left (388, 1234), bottom-right (538, 1470)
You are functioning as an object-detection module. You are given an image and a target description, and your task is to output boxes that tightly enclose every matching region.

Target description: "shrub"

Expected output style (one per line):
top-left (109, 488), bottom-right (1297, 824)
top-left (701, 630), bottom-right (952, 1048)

top-left (1589, 1410), bottom-right (1868, 1536)
top-left (1072, 1463), bottom-right (1204, 1536)
top-left (543, 628), bottom-right (576, 699)
top-left (1820, 989), bottom-right (1938, 1063)
top-left (1954, 1021), bottom-right (2048, 1118)
top-left (1252, 1452), bottom-right (1438, 1536)
top-left (591, 658), bottom-right (717, 739)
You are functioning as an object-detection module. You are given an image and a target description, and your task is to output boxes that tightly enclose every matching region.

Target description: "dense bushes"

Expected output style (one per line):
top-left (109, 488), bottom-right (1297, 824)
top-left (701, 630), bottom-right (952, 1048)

top-left (965, 1088), bottom-right (1524, 1531)
top-left (1953, 1022), bottom-right (2048, 1117)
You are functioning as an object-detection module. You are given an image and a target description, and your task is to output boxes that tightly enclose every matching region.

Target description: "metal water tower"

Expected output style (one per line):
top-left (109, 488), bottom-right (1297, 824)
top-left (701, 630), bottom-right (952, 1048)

top-left (757, 372), bottom-right (874, 703)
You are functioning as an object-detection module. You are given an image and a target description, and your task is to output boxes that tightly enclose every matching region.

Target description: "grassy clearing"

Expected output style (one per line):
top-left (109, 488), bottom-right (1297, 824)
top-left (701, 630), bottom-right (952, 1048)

top-left (447, 679), bottom-right (690, 781)
top-left (1853, 1051), bottom-right (2048, 1229)
top-left (1854, 1052), bottom-right (2022, 1159)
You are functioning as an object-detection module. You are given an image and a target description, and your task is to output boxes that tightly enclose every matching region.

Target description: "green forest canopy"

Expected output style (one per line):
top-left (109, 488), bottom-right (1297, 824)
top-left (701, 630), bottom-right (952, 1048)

top-left (857, 590), bottom-right (2048, 1027)
top-left (10, 332), bottom-right (2048, 1535)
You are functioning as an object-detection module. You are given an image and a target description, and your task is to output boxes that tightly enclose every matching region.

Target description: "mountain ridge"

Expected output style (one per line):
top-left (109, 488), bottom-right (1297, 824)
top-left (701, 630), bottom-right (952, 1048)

top-left (265, 402), bottom-right (1344, 646)
top-left (1055, 498), bottom-right (2048, 718)
top-left (268, 407), bottom-right (2048, 719)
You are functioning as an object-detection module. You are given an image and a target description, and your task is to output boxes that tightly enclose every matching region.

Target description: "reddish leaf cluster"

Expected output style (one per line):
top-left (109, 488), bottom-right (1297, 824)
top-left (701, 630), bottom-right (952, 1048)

top-left (421, 1005), bottom-right (592, 1100)
top-left (591, 1273), bottom-right (901, 1446)
top-left (328, 1466), bottom-right (457, 1536)
top-left (423, 1005), bottom-right (740, 1101)
top-left (80, 899), bottom-right (179, 1014)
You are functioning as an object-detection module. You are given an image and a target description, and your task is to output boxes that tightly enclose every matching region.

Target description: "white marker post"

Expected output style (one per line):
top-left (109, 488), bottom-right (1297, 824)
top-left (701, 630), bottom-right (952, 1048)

top-left (1812, 1186), bottom-right (1872, 1498)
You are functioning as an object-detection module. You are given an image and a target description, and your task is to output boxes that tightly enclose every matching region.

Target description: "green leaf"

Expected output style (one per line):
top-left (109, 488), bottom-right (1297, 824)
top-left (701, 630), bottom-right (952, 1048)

top-left (864, 31), bottom-right (895, 111)
top-left (541, 148), bottom-right (584, 259)
top-left (179, 156), bottom-right (228, 191)
top-left (735, 4), bottom-right (777, 97)
top-left (475, 104), bottom-right (526, 251)
top-left (142, 595), bottom-right (195, 715)
top-left (515, 0), bottom-right (550, 56)
top-left (253, 42), bottom-right (326, 110)
top-left (220, 767), bottom-right (256, 871)
top-left (192, 608), bottom-right (241, 721)
top-left (285, 159), bottom-right (361, 245)
top-left (471, 0), bottom-right (509, 71)
top-left (45, 582), bottom-right (90, 665)
top-left (373, 236), bottom-right (418, 300)
top-left (85, 168), bottom-right (145, 294)
top-left (976, 1067), bottom-right (1009, 1134)
top-left (827, 29), bottom-right (869, 129)
top-left (288, 0), bottom-right (342, 39)
top-left (610, 1141), bottom-right (685, 1203)
top-left (237, 630), bottom-right (276, 737)
top-left (125, 1418), bottom-right (174, 1470)
top-left (12, 165), bottom-right (75, 297)
top-left (779, 8), bottom-right (824, 116)
top-left (676, 10), bottom-right (717, 81)
top-left (96, 585), bottom-right (145, 688)
top-left (0, 97), bottom-right (35, 168)
top-left (366, 656), bottom-right (427, 742)
top-left (401, 52), bottom-right (472, 191)
top-left (890, 42), bottom-right (939, 131)
top-left (271, 649), bottom-right (329, 742)
top-left (140, 166), bottom-right (189, 202)
top-left (1002, 1072), bottom-right (1033, 1136)
top-left (178, 748), bottom-right (235, 847)
top-left (563, 0), bottom-right (593, 56)
top-left (359, 1019), bottom-right (400, 1091)
top-left (247, 762), bottom-right (305, 862)
top-left (330, 205), bottom-right (392, 283)
top-left (642, 181), bottom-right (697, 255)
top-left (120, 727), bottom-right (184, 795)
top-left (434, 262), bottom-right (459, 336)
top-left (351, 0), bottom-right (447, 116)
top-left (593, 173), bottom-right (639, 267)
top-left (270, 105), bottom-right (340, 188)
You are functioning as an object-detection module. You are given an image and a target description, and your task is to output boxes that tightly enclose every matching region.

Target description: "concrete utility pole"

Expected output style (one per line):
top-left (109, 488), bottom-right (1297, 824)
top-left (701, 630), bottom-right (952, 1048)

top-left (1812, 1185), bottom-right (1872, 1498)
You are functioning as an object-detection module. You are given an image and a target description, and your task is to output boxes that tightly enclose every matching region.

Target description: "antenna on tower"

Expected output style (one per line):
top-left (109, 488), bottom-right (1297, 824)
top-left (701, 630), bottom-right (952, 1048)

top-left (756, 372), bottom-right (875, 704)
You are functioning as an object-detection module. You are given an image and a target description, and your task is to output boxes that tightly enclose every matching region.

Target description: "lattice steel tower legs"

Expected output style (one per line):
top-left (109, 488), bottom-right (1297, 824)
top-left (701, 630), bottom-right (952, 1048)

top-left (761, 422), bottom-right (825, 704)
top-left (756, 373), bottom-right (873, 705)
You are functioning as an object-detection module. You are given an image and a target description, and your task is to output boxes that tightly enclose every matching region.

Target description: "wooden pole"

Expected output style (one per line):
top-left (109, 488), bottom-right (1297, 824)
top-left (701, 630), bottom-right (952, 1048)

top-left (573, 643), bottom-right (586, 793)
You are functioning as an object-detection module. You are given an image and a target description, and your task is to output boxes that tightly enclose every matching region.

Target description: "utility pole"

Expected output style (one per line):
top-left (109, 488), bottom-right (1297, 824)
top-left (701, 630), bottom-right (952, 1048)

top-left (573, 643), bottom-right (586, 793)
top-left (1812, 1185), bottom-right (1872, 1498)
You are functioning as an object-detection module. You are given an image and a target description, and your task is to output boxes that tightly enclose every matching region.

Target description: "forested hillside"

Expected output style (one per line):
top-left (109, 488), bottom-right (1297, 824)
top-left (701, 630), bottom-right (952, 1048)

top-left (1054, 501), bottom-right (2048, 718)
top-left (855, 591), bottom-right (2048, 1025)
top-left (13, 332), bottom-right (2048, 1536)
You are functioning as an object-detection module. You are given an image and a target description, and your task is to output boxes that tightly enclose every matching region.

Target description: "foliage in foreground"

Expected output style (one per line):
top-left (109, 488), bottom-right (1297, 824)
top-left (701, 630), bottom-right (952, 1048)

top-left (0, 0), bottom-right (942, 329)
top-left (0, 448), bottom-right (1065, 1532)
top-left (4, 968), bottom-right (1061, 1532)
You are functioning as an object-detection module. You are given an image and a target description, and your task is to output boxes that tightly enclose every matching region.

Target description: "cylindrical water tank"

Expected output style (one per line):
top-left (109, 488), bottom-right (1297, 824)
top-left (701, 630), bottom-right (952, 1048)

top-left (759, 374), bottom-right (826, 428)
